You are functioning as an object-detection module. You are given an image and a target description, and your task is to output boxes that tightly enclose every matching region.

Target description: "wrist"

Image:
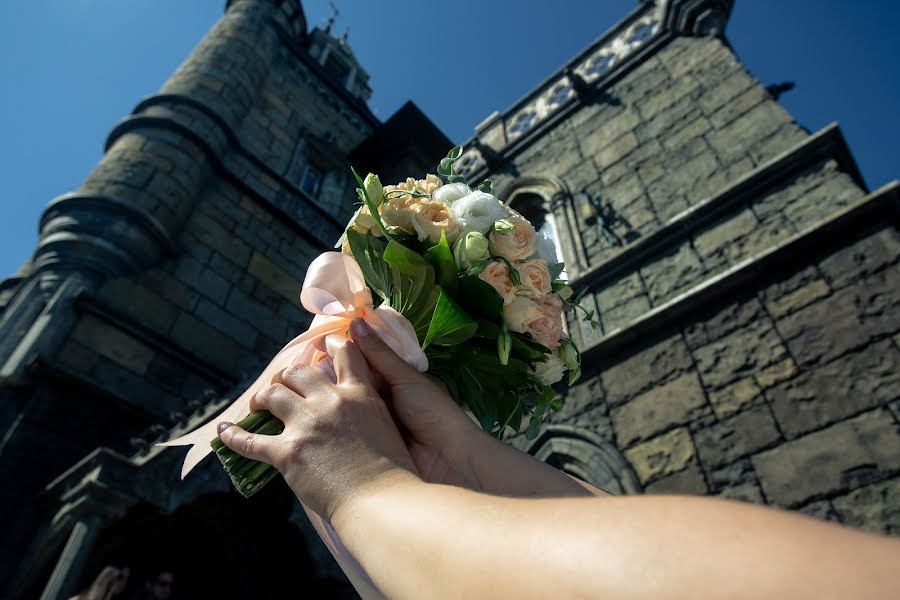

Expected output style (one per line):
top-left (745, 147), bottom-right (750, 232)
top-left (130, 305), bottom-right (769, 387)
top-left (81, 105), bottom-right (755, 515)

top-left (330, 467), bottom-right (423, 535)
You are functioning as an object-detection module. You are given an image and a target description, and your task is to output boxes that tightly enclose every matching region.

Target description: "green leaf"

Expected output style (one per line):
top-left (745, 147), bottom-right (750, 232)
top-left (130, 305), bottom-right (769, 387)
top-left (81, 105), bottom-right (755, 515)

top-left (447, 145), bottom-right (463, 160)
top-left (424, 231), bottom-right (458, 297)
top-left (423, 289), bottom-right (478, 347)
top-left (463, 258), bottom-right (492, 277)
top-left (493, 219), bottom-right (515, 234)
top-left (346, 230), bottom-right (391, 302)
top-left (478, 179), bottom-right (492, 194)
top-left (447, 174), bottom-right (467, 184)
top-left (548, 262), bottom-right (565, 280)
top-left (526, 404), bottom-right (547, 440)
top-left (458, 276), bottom-right (503, 319)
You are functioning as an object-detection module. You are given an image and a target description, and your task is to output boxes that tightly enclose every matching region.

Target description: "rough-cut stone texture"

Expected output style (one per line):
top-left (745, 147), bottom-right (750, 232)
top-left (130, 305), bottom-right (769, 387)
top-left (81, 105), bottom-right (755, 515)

top-left (610, 372), bottom-right (708, 448)
top-left (624, 427), bottom-right (696, 484)
top-left (753, 409), bottom-right (900, 507)
top-left (832, 478), bottom-right (900, 535)
top-left (694, 405), bottom-right (782, 469)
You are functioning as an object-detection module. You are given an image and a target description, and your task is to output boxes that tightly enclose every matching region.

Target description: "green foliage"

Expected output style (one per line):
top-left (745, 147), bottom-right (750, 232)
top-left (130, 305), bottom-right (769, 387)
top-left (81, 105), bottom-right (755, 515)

top-left (424, 290), bottom-right (478, 348)
top-left (424, 231), bottom-right (458, 297)
top-left (346, 230), bottom-right (391, 303)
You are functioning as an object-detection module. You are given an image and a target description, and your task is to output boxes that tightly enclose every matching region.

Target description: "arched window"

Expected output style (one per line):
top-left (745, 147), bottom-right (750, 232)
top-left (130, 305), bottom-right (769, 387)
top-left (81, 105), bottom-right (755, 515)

top-left (528, 426), bottom-right (642, 495)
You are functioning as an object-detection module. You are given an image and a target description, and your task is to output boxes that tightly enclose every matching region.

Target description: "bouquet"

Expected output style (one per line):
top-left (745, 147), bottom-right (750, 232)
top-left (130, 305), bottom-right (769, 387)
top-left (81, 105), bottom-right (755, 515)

top-left (163, 147), bottom-right (596, 498)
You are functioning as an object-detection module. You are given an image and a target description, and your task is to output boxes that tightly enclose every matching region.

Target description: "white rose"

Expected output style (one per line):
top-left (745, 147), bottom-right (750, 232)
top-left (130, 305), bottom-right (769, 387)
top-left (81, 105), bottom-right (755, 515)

top-left (432, 182), bottom-right (471, 205)
top-left (533, 229), bottom-right (559, 264)
top-left (532, 353), bottom-right (565, 386)
top-left (450, 191), bottom-right (509, 234)
top-left (503, 296), bottom-right (542, 333)
top-left (453, 231), bottom-right (490, 269)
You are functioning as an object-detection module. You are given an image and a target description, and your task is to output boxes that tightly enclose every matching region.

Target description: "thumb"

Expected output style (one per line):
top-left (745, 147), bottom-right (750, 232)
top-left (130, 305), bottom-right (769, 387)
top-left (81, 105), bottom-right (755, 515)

top-left (350, 318), bottom-right (419, 385)
top-left (217, 421), bottom-right (277, 465)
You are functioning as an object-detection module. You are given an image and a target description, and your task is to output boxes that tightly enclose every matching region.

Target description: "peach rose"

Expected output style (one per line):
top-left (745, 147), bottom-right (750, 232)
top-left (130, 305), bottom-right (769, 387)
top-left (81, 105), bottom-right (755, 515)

top-left (503, 296), bottom-right (542, 333)
top-left (479, 260), bottom-right (517, 304)
top-left (516, 259), bottom-right (552, 299)
top-left (379, 193), bottom-right (416, 235)
top-left (524, 294), bottom-right (564, 350)
top-left (410, 200), bottom-right (460, 245)
top-left (489, 215), bottom-right (536, 261)
top-left (349, 205), bottom-right (382, 237)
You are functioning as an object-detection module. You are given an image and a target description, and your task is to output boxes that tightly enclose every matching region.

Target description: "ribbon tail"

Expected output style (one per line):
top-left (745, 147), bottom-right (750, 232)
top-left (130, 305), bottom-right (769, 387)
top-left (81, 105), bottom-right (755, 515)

top-left (303, 505), bottom-right (385, 600)
top-left (159, 318), bottom-right (347, 479)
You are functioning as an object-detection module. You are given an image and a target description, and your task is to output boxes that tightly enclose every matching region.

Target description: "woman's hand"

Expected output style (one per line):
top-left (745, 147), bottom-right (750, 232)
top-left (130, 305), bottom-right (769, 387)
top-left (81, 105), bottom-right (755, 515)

top-left (217, 325), bottom-right (419, 522)
top-left (347, 319), bottom-right (487, 488)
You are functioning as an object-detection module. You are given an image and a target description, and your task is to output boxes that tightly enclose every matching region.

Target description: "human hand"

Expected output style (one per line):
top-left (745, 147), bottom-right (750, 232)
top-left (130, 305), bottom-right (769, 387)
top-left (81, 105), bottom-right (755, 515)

top-left (348, 318), bottom-right (490, 489)
top-left (217, 329), bottom-right (419, 522)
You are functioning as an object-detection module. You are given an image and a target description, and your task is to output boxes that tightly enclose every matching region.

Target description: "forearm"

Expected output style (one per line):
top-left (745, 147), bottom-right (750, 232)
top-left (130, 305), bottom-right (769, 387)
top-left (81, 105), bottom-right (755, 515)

top-left (335, 476), bottom-right (900, 600)
top-left (463, 429), bottom-right (606, 497)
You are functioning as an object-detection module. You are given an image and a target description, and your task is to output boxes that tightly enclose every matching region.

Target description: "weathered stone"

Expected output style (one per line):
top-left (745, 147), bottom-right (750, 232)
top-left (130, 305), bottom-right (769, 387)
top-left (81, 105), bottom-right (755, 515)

top-left (754, 357), bottom-right (798, 389)
top-left (707, 376), bottom-right (762, 418)
top-left (695, 405), bottom-right (781, 469)
top-left (777, 264), bottom-right (900, 367)
top-left (194, 299), bottom-right (258, 349)
top-left (596, 272), bottom-right (646, 312)
top-left (760, 265), bottom-right (826, 316)
top-left (248, 251), bottom-right (301, 303)
top-left (768, 279), bottom-right (831, 319)
top-left (832, 478), bottom-right (900, 535)
top-left (797, 500), bottom-right (841, 524)
top-left (641, 242), bottom-right (706, 305)
top-left (173, 256), bottom-right (230, 305)
top-left (693, 317), bottom-right (787, 389)
top-left (781, 171), bottom-right (864, 230)
top-left (717, 481), bottom-right (764, 504)
top-left (602, 332), bottom-right (693, 404)
top-left (818, 227), bottom-right (900, 290)
top-left (593, 132), bottom-right (639, 171)
top-left (684, 298), bottom-right (765, 349)
top-left (601, 294), bottom-right (651, 332)
top-left (624, 427), bottom-right (696, 485)
top-left (170, 311), bottom-right (243, 371)
top-left (611, 372), bottom-right (708, 448)
top-left (693, 209), bottom-right (759, 266)
top-left (753, 409), bottom-right (900, 506)
top-left (767, 340), bottom-right (900, 438)
top-left (98, 279), bottom-right (180, 333)
top-left (71, 315), bottom-right (155, 376)
top-left (56, 340), bottom-right (98, 373)
top-left (645, 464), bottom-right (708, 495)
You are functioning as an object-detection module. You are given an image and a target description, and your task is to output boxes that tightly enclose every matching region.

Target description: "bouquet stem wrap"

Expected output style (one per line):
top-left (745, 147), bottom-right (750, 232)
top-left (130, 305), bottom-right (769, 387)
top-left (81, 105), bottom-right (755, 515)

top-left (161, 252), bottom-right (427, 599)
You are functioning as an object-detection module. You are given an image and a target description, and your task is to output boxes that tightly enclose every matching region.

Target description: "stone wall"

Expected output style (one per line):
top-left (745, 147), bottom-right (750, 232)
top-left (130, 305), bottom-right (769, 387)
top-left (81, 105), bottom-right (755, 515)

top-left (490, 30), bottom-right (899, 535)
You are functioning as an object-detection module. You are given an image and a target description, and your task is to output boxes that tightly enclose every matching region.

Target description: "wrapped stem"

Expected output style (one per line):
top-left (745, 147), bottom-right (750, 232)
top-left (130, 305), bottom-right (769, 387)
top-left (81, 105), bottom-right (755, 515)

top-left (210, 410), bottom-right (284, 498)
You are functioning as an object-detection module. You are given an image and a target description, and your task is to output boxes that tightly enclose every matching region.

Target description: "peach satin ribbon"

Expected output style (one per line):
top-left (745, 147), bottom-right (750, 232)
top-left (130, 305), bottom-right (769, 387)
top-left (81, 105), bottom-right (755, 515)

top-left (161, 251), bottom-right (427, 599)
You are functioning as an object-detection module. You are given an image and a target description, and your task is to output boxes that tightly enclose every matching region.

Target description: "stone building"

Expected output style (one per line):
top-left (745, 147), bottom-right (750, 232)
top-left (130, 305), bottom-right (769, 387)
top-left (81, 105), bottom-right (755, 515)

top-left (0, 0), bottom-right (897, 597)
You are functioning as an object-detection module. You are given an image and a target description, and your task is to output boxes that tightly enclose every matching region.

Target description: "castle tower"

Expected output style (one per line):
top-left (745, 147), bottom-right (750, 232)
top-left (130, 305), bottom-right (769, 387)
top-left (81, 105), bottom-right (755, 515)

top-left (456, 0), bottom-right (899, 524)
top-left (0, 1), bottom-right (451, 596)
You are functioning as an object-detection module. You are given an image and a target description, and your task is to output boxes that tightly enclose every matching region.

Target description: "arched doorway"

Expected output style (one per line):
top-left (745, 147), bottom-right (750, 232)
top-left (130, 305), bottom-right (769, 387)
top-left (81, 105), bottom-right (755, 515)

top-left (528, 426), bottom-right (642, 495)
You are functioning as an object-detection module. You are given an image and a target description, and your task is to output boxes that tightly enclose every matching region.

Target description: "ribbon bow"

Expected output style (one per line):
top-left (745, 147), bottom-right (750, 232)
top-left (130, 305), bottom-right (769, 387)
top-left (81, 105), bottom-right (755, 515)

top-left (161, 252), bottom-right (426, 599)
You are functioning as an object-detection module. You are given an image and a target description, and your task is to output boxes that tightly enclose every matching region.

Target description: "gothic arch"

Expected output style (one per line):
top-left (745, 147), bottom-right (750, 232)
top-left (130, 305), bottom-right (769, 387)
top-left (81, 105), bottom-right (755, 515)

top-left (498, 177), bottom-right (589, 275)
top-left (527, 425), bottom-right (642, 495)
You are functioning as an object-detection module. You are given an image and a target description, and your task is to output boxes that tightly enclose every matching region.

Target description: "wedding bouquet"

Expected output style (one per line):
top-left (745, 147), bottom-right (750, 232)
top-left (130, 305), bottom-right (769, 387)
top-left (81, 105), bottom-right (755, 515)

top-left (164, 147), bottom-right (595, 498)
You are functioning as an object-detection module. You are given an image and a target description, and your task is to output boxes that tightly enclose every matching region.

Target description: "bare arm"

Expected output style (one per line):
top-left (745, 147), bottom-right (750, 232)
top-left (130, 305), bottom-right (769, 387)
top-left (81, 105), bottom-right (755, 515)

top-left (335, 474), bottom-right (900, 600)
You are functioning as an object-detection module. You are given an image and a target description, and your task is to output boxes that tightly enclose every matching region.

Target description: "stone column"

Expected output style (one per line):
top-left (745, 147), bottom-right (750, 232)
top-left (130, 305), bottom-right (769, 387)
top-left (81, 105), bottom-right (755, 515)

top-left (39, 515), bottom-right (103, 600)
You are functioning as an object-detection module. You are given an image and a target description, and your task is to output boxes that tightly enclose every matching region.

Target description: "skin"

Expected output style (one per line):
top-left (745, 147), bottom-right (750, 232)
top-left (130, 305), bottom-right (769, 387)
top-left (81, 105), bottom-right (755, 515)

top-left (219, 318), bottom-right (900, 600)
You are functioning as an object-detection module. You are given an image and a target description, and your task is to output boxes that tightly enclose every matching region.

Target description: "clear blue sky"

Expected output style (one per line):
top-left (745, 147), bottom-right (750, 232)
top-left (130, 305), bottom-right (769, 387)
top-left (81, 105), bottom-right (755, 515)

top-left (1, 1), bottom-right (897, 279)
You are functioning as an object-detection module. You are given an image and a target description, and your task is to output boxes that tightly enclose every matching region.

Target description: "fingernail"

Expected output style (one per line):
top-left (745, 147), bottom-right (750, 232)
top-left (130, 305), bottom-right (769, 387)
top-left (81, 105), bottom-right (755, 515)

top-left (351, 318), bottom-right (372, 337)
top-left (217, 422), bottom-right (234, 435)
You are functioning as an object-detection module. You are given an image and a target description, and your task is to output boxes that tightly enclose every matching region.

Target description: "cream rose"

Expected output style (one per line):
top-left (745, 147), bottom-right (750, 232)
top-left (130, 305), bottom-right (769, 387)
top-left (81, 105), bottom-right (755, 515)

top-left (379, 194), bottom-right (416, 235)
top-left (410, 200), bottom-right (460, 245)
top-left (489, 215), bottom-right (536, 261)
top-left (503, 296), bottom-right (542, 332)
top-left (532, 353), bottom-right (566, 386)
top-left (516, 259), bottom-right (552, 299)
top-left (479, 260), bottom-right (516, 304)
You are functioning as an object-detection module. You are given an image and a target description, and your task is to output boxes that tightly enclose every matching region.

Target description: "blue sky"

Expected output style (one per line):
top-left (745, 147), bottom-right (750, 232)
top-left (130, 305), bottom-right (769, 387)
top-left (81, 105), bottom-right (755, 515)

top-left (1, 1), bottom-right (897, 278)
